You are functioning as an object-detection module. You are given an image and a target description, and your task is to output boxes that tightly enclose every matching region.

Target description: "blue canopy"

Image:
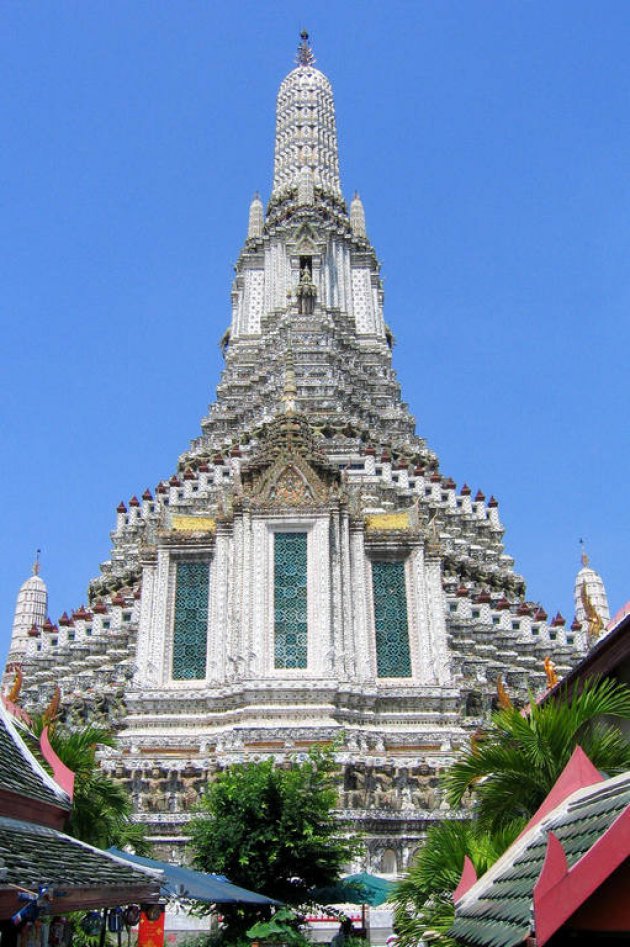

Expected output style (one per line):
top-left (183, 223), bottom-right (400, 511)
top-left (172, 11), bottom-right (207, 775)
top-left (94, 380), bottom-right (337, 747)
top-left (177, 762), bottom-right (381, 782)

top-left (311, 872), bottom-right (394, 907)
top-left (108, 848), bottom-right (280, 906)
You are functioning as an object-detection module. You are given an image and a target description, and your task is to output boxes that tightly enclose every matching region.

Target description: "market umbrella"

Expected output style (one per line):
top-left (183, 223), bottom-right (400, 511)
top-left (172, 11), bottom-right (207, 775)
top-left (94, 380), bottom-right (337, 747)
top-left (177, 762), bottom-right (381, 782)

top-left (108, 849), bottom-right (280, 906)
top-left (311, 871), bottom-right (394, 921)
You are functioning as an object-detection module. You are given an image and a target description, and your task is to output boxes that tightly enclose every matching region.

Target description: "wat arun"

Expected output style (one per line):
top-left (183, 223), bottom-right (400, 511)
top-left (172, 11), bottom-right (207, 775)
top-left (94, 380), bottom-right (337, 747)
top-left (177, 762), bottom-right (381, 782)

top-left (4, 35), bottom-right (591, 871)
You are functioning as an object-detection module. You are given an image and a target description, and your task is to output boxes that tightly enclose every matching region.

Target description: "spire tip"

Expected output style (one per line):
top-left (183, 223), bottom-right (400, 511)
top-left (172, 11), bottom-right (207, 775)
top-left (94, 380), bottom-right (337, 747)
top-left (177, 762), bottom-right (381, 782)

top-left (579, 538), bottom-right (589, 568)
top-left (296, 30), bottom-right (316, 67)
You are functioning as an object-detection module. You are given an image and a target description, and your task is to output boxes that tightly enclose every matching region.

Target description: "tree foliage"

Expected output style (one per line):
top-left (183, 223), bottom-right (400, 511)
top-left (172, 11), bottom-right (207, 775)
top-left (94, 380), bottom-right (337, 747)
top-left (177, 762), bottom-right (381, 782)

top-left (27, 717), bottom-right (148, 853)
top-left (189, 746), bottom-right (359, 930)
top-left (444, 676), bottom-right (630, 835)
top-left (391, 820), bottom-right (511, 947)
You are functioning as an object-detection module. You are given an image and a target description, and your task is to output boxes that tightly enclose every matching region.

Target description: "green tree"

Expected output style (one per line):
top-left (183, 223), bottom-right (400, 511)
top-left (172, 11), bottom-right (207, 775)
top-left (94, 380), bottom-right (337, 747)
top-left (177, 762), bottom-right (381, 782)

top-left (189, 747), bottom-right (359, 939)
top-left (444, 677), bottom-right (630, 835)
top-left (27, 716), bottom-right (148, 853)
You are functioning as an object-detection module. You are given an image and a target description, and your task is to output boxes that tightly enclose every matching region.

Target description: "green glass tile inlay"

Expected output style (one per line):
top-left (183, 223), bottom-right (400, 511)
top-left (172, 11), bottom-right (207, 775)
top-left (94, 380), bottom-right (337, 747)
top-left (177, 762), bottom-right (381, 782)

top-left (372, 560), bottom-right (411, 677)
top-left (172, 560), bottom-right (209, 680)
top-left (274, 532), bottom-right (308, 669)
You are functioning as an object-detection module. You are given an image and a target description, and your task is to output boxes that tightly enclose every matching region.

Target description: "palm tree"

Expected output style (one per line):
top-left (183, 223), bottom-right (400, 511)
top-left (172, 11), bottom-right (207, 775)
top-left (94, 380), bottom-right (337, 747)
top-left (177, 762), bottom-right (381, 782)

top-left (27, 716), bottom-right (149, 853)
top-left (392, 678), bottom-right (630, 946)
top-left (444, 676), bottom-right (630, 836)
top-left (391, 820), bottom-right (512, 947)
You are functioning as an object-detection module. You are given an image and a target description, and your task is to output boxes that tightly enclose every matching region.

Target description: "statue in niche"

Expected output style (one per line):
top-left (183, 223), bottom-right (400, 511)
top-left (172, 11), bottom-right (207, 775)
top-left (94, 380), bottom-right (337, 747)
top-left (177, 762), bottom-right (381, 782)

top-left (297, 265), bottom-right (316, 315)
top-left (181, 782), bottom-right (199, 811)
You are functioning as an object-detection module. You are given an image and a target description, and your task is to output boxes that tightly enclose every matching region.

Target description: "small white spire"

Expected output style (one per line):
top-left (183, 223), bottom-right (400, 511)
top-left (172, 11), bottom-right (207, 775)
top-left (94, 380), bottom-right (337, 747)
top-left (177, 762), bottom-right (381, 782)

top-left (247, 192), bottom-right (264, 239)
top-left (7, 558), bottom-right (48, 662)
top-left (574, 542), bottom-right (610, 638)
top-left (272, 32), bottom-right (342, 201)
top-left (350, 192), bottom-right (366, 238)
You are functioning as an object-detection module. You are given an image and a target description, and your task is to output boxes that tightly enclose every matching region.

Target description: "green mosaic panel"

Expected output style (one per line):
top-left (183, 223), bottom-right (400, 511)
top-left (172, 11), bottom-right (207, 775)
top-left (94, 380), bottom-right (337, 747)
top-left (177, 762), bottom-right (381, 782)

top-left (274, 532), bottom-right (308, 669)
top-left (372, 560), bottom-right (411, 677)
top-left (172, 561), bottom-right (209, 680)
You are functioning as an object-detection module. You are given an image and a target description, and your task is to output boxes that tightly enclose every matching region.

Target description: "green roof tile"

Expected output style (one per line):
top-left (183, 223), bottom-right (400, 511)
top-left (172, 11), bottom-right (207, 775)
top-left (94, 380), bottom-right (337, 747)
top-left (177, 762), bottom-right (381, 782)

top-left (0, 705), bottom-right (69, 810)
top-left (452, 773), bottom-right (630, 947)
top-left (0, 816), bottom-right (158, 890)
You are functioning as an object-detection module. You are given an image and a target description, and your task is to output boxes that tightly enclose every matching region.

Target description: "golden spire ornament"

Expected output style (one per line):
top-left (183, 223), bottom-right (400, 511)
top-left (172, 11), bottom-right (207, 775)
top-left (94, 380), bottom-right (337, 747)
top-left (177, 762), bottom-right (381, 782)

top-left (544, 656), bottom-right (559, 689)
top-left (580, 580), bottom-right (604, 640)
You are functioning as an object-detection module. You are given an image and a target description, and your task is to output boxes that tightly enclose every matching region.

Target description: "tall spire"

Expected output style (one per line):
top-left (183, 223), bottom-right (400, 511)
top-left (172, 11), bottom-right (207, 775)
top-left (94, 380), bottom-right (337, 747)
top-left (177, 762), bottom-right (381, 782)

top-left (271, 31), bottom-right (342, 201)
top-left (33, 548), bottom-right (41, 576)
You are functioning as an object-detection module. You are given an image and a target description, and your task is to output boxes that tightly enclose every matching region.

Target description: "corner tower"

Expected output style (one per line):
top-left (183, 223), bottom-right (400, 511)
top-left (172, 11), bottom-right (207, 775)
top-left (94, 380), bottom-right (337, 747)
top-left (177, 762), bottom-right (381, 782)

top-left (12, 36), bottom-right (585, 871)
top-left (6, 554), bottom-right (47, 667)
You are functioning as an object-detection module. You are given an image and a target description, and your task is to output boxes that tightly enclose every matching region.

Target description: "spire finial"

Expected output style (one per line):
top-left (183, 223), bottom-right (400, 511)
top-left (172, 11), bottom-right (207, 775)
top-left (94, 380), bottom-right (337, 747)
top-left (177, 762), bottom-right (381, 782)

top-left (33, 548), bottom-right (41, 576)
top-left (296, 30), bottom-right (316, 67)
top-left (579, 538), bottom-right (589, 568)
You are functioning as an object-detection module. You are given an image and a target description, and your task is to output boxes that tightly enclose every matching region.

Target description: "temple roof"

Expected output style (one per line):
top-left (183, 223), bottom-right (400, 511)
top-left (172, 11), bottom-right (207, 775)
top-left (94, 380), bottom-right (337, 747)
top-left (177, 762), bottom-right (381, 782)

top-left (0, 702), bottom-right (161, 918)
top-left (452, 763), bottom-right (630, 946)
top-left (0, 817), bottom-right (161, 908)
top-left (0, 700), bottom-right (69, 813)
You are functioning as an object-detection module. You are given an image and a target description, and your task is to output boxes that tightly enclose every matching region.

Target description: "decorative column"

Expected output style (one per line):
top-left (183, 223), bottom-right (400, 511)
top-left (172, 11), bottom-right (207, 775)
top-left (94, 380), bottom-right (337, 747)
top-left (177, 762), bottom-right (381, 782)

top-left (134, 548), bottom-right (158, 685)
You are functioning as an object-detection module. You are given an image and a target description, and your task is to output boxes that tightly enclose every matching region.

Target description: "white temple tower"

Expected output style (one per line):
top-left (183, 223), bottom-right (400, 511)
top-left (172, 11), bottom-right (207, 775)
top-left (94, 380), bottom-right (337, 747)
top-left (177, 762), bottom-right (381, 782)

top-left (574, 546), bottom-right (610, 639)
top-left (6, 34), bottom-right (586, 869)
top-left (7, 554), bottom-right (47, 666)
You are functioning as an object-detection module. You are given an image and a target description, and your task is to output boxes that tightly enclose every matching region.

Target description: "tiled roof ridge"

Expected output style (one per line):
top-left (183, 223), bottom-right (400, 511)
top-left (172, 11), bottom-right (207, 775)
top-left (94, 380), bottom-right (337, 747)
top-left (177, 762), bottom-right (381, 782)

top-left (514, 745), bottom-right (603, 841)
top-left (0, 813), bottom-right (164, 898)
top-left (0, 700), bottom-right (70, 811)
top-left (455, 765), bottom-right (629, 911)
top-left (53, 824), bottom-right (164, 878)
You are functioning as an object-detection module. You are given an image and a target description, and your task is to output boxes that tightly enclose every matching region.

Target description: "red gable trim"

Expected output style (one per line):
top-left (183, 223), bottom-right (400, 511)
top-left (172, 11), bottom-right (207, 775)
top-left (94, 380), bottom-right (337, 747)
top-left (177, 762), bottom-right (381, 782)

top-left (1, 695), bottom-right (32, 726)
top-left (533, 804), bottom-right (630, 946)
top-left (40, 726), bottom-right (75, 799)
top-left (453, 855), bottom-right (478, 902)
top-left (516, 746), bottom-right (603, 842)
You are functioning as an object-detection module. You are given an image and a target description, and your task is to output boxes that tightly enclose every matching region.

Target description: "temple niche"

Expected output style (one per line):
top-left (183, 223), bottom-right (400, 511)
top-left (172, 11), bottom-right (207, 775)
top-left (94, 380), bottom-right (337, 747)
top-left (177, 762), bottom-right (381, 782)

top-left (5, 32), bottom-right (593, 866)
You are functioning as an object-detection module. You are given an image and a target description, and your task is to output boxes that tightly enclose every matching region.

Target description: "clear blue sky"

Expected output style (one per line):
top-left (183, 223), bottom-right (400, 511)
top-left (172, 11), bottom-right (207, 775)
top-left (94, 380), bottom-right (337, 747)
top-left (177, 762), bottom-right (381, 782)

top-left (2, 1), bottom-right (629, 661)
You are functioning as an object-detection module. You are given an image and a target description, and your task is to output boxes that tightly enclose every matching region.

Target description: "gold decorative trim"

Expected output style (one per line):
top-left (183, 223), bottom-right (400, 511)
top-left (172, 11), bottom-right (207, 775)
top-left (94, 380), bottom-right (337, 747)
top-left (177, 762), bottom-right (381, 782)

top-left (365, 512), bottom-right (410, 532)
top-left (171, 515), bottom-right (216, 533)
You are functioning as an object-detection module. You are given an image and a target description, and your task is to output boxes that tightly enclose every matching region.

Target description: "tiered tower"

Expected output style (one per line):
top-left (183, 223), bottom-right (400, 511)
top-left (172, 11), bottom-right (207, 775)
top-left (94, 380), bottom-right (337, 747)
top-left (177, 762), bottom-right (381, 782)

top-left (6, 35), bottom-right (586, 871)
top-left (6, 553), bottom-right (47, 669)
top-left (573, 545), bottom-right (610, 641)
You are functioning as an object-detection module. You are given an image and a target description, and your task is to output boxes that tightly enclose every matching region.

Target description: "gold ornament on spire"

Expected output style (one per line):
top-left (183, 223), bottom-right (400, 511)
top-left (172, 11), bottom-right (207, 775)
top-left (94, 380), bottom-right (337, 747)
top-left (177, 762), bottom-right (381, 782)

top-left (8, 667), bottom-right (23, 703)
top-left (580, 580), bottom-right (604, 639)
top-left (42, 685), bottom-right (61, 726)
top-left (544, 656), bottom-right (559, 689)
top-left (33, 548), bottom-right (41, 576)
top-left (496, 675), bottom-right (513, 710)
